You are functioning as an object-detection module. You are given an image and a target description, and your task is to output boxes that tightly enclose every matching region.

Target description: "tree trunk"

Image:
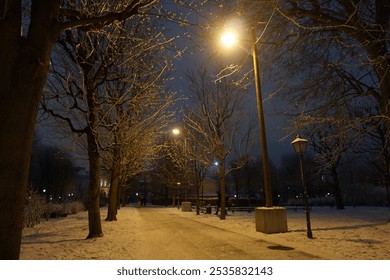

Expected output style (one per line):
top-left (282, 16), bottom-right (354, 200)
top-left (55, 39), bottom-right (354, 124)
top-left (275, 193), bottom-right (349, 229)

top-left (0, 0), bottom-right (58, 259)
top-left (172, 187), bottom-right (176, 207)
top-left (330, 166), bottom-right (344, 210)
top-left (0, 73), bottom-right (44, 259)
top-left (85, 80), bottom-right (103, 237)
top-left (117, 184), bottom-right (122, 209)
top-left (86, 129), bottom-right (104, 238)
top-left (382, 152), bottom-right (390, 207)
top-left (106, 147), bottom-right (121, 221)
top-left (218, 163), bottom-right (226, 220)
top-left (195, 181), bottom-right (200, 215)
top-left (121, 187), bottom-right (129, 207)
top-left (216, 140), bottom-right (226, 220)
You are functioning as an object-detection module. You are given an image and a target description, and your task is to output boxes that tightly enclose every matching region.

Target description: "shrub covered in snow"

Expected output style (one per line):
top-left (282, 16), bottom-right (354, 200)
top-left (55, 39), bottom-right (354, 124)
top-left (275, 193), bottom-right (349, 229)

top-left (45, 201), bottom-right (85, 218)
top-left (24, 189), bottom-right (46, 228)
top-left (24, 190), bottom-right (85, 227)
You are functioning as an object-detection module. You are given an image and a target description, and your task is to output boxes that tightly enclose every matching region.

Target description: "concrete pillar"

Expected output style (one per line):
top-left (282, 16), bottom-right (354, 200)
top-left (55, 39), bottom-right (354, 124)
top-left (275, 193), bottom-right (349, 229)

top-left (181, 202), bottom-right (192, 212)
top-left (255, 207), bottom-right (288, 233)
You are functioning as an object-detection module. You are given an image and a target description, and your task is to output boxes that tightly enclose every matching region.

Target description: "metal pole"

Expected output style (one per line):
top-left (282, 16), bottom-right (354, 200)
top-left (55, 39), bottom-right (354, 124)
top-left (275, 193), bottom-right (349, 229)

top-left (177, 188), bottom-right (180, 210)
top-left (299, 153), bottom-right (313, 239)
top-left (251, 26), bottom-right (273, 207)
top-left (184, 137), bottom-right (188, 202)
top-left (172, 188), bottom-right (175, 207)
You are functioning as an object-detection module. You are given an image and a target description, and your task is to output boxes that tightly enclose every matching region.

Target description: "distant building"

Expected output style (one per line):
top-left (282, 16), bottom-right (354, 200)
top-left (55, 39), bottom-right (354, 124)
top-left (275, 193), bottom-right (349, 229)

top-left (74, 167), bottom-right (111, 199)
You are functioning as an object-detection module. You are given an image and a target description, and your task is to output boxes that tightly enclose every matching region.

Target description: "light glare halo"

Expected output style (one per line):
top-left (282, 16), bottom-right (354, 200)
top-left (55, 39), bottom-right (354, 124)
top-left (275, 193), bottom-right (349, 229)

top-left (221, 31), bottom-right (237, 48)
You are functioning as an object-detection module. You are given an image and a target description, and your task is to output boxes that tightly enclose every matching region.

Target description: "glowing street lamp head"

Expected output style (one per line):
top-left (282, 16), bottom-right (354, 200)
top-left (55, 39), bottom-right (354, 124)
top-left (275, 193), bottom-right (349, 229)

top-left (172, 128), bottom-right (180, 135)
top-left (221, 31), bottom-right (237, 48)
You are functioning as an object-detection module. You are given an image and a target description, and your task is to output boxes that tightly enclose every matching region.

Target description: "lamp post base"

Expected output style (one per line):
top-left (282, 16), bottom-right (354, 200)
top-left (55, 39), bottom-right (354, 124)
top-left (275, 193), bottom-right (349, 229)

top-left (181, 202), bottom-right (192, 212)
top-left (255, 207), bottom-right (288, 233)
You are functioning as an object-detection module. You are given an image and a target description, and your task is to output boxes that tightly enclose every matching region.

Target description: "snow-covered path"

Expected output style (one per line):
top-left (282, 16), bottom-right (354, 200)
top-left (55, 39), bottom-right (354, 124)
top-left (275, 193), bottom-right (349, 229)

top-left (128, 207), bottom-right (316, 259)
top-left (20, 206), bottom-right (317, 260)
top-left (20, 205), bottom-right (390, 260)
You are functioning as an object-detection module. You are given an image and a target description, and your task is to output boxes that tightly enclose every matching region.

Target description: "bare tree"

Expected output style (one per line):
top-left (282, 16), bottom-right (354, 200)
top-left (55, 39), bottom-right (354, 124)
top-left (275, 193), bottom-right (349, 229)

top-left (185, 120), bottom-right (212, 215)
top-left (275, 0), bottom-right (390, 122)
top-left (309, 126), bottom-right (351, 209)
top-left (101, 65), bottom-right (176, 220)
top-left (167, 115), bottom-right (212, 214)
top-left (0, 0), bottom-right (200, 258)
top-left (154, 141), bottom-right (185, 206)
top-left (271, 0), bottom-right (390, 206)
top-left (43, 27), bottom-right (122, 238)
top-left (357, 106), bottom-right (390, 206)
top-left (184, 65), bottom-right (251, 220)
top-left (44, 15), bottom-right (176, 229)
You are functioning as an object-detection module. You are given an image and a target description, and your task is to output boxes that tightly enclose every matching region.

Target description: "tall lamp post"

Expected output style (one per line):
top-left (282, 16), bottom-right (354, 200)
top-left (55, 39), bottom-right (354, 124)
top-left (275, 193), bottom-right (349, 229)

top-left (172, 128), bottom-right (188, 202)
top-left (221, 24), bottom-right (287, 233)
top-left (291, 135), bottom-right (313, 239)
top-left (172, 128), bottom-right (192, 212)
top-left (176, 182), bottom-right (181, 210)
top-left (250, 26), bottom-right (273, 207)
top-left (221, 26), bottom-right (272, 207)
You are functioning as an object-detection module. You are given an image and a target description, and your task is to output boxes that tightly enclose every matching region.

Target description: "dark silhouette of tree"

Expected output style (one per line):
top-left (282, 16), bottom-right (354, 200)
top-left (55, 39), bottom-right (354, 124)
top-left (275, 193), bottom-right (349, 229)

top-left (29, 134), bottom-right (76, 200)
top-left (309, 127), bottom-right (349, 209)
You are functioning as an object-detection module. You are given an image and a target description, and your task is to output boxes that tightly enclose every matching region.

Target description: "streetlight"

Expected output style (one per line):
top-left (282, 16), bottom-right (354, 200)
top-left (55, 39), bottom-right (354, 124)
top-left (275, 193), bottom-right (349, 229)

top-left (172, 128), bottom-right (180, 135)
top-left (221, 26), bottom-right (272, 207)
top-left (291, 134), bottom-right (313, 239)
top-left (220, 23), bottom-right (287, 233)
top-left (172, 128), bottom-right (190, 208)
top-left (221, 31), bottom-right (237, 48)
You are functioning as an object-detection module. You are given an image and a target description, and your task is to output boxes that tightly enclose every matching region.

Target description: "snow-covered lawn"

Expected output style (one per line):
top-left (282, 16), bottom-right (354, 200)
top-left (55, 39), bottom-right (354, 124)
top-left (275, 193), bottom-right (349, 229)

top-left (215, 206), bottom-right (390, 259)
top-left (20, 205), bottom-right (390, 259)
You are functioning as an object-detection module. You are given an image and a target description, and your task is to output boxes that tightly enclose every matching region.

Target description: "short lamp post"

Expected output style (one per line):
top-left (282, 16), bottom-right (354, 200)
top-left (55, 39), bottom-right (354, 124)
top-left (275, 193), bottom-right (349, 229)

top-left (291, 135), bottom-right (313, 239)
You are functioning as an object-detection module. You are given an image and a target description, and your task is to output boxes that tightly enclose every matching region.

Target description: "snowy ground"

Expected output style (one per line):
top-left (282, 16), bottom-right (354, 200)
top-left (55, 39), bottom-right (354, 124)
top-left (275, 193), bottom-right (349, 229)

top-left (20, 205), bottom-right (390, 260)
